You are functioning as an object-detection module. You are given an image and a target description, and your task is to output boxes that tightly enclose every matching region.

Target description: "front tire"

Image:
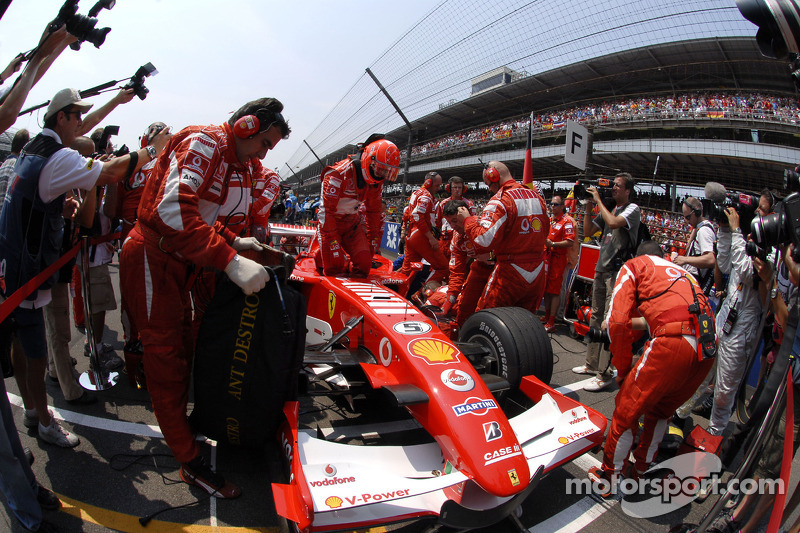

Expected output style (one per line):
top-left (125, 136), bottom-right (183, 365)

top-left (459, 307), bottom-right (553, 388)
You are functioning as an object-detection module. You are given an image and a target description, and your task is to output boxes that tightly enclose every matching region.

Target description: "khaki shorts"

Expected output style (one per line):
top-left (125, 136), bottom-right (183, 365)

top-left (87, 264), bottom-right (117, 312)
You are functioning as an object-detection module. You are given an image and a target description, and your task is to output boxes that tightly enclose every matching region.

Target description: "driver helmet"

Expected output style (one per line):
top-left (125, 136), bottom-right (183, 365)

top-left (360, 139), bottom-right (400, 184)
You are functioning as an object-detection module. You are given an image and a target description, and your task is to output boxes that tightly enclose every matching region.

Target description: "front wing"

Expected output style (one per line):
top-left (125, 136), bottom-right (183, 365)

top-left (272, 375), bottom-right (606, 532)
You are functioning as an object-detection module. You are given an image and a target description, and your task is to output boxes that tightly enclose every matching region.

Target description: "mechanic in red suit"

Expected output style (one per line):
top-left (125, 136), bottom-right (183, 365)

top-left (588, 240), bottom-right (716, 491)
top-left (119, 98), bottom-right (291, 499)
top-left (437, 176), bottom-right (475, 260)
top-left (401, 171), bottom-right (449, 289)
top-left (441, 199), bottom-right (494, 325)
top-left (315, 136), bottom-right (399, 276)
top-left (542, 195), bottom-right (576, 332)
top-left (454, 161), bottom-right (549, 313)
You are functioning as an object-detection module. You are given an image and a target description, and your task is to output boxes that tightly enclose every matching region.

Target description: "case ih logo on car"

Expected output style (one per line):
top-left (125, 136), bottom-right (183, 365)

top-left (342, 282), bottom-right (419, 315)
top-left (441, 369), bottom-right (475, 391)
top-left (408, 338), bottom-right (459, 365)
top-left (484, 444), bottom-right (522, 466)
top-left (393, 321), bottom-right (432, 335)
top-left (483, 421), bottom-right (502, 441)
top-left (453, 397), bottom-right (498, 417)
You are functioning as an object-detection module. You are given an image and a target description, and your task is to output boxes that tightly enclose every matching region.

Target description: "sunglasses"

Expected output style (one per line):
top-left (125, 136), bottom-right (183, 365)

top-left (683, 213), bottom-right (692, 220)
top-left (550, 202), bottom-right (562, 207)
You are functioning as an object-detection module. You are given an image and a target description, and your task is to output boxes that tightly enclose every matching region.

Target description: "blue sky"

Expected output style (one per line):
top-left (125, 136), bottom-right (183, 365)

top-left (0, 0), bottom-right (441, 177)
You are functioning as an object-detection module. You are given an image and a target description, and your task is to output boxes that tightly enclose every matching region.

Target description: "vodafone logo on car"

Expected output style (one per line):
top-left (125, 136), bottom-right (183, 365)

top-left (440, 369), bottom-right (475, 391)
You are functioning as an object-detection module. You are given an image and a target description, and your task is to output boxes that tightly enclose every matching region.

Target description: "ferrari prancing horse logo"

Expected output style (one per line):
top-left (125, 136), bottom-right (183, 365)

top-left (328, 291), bottom-right (336, 319)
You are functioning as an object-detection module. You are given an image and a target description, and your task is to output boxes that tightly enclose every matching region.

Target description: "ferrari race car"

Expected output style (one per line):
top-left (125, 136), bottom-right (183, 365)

top-left (269, 227), bottom-right (607, 532)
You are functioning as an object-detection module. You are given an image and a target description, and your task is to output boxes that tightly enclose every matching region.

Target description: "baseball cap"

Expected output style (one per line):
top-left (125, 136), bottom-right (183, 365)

top-left (44, 88), bottom-right (93, 122)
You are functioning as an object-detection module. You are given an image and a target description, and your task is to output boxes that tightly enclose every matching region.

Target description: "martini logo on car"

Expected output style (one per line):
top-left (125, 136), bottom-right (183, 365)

top-left (483, 421), bottom-right (502, 441)
top-left (408, 338), bottom-right (459, 365)
top-left (393, 321), bottom-right (432, 335)
top-left (441, 369), bottom-right (474, 391)
top-left (452, 397), bottom-right (497, 417)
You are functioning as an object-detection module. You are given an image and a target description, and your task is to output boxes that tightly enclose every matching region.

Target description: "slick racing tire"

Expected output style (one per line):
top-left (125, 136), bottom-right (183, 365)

top-left (459, 307), bottom-right (553, 388)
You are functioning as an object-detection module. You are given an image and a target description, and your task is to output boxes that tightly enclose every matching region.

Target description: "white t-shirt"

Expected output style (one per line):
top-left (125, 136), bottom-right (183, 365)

top-left (685, 220), bottom-right (716, 278)
top-left (18, 129), bottom-right (104, 308)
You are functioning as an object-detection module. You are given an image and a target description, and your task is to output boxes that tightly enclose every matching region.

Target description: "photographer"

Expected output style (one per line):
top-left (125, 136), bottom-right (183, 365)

top-left (587, 241), bottom-right (716, 493)
top-left (0, 87), bottom-right (170, 450)
top-left (707, 200), bottom-right (770, 436)
top-left (572, 172), bottom-right (640, 392)
top-left (674, 196), bottom-right (716, 298)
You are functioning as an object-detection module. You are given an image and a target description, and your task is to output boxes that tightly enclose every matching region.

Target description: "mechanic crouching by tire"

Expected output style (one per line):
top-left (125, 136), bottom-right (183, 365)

top-left (119, 98), bottom-right (291, 499)
top-left (452, 160), bottom-right (549, 314)
top-left (315, 135), bottom-right (400, 277)
top-left (587, 240), bottom-right (716, 494)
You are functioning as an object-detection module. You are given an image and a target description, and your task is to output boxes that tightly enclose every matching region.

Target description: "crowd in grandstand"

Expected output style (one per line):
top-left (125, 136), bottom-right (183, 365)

top-left (411, 91), bottom-right (800, 157)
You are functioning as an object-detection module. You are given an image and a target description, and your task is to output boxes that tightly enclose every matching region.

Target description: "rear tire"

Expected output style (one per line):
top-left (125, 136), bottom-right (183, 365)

top-left (459, 307), bottom-right (553, 388)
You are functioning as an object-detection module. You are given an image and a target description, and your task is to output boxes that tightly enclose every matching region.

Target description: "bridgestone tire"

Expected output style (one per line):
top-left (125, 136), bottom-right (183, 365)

top-left (459, 307), bottom-right (553, 388)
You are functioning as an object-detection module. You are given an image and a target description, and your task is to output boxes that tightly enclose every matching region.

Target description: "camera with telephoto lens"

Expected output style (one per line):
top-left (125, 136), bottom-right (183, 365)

top-left (125, 63), bottom-right (158, 100)
top-left (750, 192), bottom-right (800, 263)
top-left (785, 165), bottom-right (800, 193)
top-left (702, 188), bottom-right (760, 238)
top-left (585, 327), bottom-right (611, 347)
top-left (50, 0), bottom-right (114, 49)
top-left (572, 178), bottom-right (615, 209)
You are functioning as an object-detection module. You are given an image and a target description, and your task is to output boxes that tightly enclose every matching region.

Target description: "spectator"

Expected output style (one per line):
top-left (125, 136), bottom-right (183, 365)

top-left (455, 160), bottom-right (549, 314)
top-left (283, 189), bottom-right (297, 224)
top-left (542, 195), bottom-right (576, 332)
top-left (572, 172), bottom-right (640, 392)
top-left (0, 87), bottom-right (170, 449)
top-left (119, 98), bottom-right (289, 498)
top-left (587, 240), bottom-right (716, 493)
top-left (0, 128), bottom-right (29, 208)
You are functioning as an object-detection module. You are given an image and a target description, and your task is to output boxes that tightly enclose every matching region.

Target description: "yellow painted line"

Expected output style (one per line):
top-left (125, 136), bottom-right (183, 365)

top-left (57, 494), bottom-right (280, 532)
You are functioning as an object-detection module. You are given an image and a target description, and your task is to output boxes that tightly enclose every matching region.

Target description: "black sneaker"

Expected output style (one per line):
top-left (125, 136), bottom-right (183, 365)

top-left (692, 395), bottom-right (714, 418)
top-left (37, 485), bottom-right (61, 511)
top-left (179, 457), bottom-right (241, 499)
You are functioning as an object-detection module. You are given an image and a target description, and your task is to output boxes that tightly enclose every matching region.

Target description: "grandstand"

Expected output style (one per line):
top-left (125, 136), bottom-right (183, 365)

top-left (281, 0), bottom-right (800, 202)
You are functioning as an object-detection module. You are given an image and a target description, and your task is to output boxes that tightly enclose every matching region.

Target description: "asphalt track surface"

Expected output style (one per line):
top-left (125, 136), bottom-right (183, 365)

top-left (3, 262), bottom-right (800, 533)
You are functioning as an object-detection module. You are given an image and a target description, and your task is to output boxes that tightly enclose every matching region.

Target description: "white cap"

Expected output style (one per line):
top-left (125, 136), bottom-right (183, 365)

top-left (44, 88), bottom-right (93, 122)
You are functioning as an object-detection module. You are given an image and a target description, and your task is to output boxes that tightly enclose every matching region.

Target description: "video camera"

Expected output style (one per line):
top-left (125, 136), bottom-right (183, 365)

top-left (702, 182), bottom-right (760, 235)
top-left (50, 0), bottom-right (114, 50)
top-left (572, 178), bottom-right (615, 210)
top-left (750, 192), bottom-right (800, 263)
top-left (585, 327), bottom-right (611, 348)
top-left (124, 62), bottom-right (158, 100)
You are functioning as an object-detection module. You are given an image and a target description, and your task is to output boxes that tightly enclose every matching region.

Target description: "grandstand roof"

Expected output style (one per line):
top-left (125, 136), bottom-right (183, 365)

top-left (391, 37), bottom-right (794, 144)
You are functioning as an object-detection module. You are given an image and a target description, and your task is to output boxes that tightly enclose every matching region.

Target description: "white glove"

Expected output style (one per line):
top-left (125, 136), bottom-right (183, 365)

top-left (224, 255), bottom-right (270, 295)
top-left (232, 236), bottom-right (266, 252)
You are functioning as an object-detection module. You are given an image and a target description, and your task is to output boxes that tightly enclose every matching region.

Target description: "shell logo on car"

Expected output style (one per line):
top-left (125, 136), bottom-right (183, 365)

top-left (407, 338), bottom-right (459, 365)
top-left (325, 496), bottom-right (343, 509)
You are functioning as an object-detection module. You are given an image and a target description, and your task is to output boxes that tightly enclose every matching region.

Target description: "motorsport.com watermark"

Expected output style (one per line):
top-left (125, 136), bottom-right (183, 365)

top-left (565, 453), bottom-right (785, 518)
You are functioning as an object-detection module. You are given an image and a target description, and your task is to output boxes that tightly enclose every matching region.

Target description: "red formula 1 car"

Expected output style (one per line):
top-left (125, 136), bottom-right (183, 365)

top-left (269, 229), bottom-right (607, 532)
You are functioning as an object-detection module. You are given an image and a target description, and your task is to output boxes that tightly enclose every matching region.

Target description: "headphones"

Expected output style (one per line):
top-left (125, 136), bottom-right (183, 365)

top-left (423, 172), bottom-right (439, 189)
top-left (484, 166), bottom-right (501, 183)
top-left (140, 122), bottom-right (166, 149)
top-left (232, 108), bottom-right (285, 139)
top-left (682, 197), bottom-right (702, 217)
top-left (445, 177), bottom-right (467, 194)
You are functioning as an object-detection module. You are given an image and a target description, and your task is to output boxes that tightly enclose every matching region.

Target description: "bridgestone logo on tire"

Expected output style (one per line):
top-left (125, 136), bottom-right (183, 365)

top-left (479, 322), bottom-right (508, 377)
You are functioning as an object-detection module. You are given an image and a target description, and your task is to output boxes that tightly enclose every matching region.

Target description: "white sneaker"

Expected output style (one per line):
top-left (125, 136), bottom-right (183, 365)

top-left (38, 420), bottom-right (80, 448)
top-left (584, 376), bottom-right (613, 392)
top-left (572, 365), bottom-right (594, 375)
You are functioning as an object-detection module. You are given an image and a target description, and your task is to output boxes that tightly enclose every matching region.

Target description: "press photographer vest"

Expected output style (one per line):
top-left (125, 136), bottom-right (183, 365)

top-left (0, 134), bottom-right (65, 300)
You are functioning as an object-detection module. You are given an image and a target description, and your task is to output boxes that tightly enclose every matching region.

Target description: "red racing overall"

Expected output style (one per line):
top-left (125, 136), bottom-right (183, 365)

top-left (316, 157), bottom-right (382, 277)
top-left (464, 181), bottom-right (549, 313)
top-left (603, 255), bottom-right (715, 476)
top-left (448, 230), bottom-right (493, 325)
top-left (401, 185), bottom-right (449, 284)
top-left (120, 123), bottom-right (254, 463)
